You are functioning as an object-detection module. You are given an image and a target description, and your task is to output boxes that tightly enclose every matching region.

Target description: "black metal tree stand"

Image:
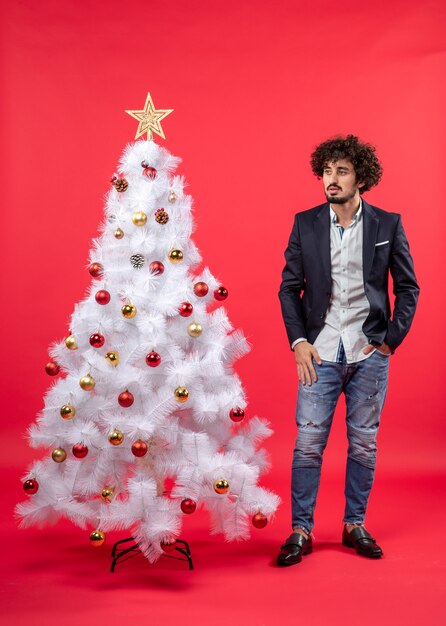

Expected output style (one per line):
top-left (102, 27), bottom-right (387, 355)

top-left (110, 537), bottom-right (194, 572)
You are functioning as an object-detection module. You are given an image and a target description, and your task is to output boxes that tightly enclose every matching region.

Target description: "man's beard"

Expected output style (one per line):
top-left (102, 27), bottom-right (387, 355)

top-left (325, 188), bottom-right (357, 204)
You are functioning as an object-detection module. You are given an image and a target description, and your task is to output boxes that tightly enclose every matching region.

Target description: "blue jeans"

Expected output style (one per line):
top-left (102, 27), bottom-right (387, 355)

top-left (291, 349), bottom-right (389, 534)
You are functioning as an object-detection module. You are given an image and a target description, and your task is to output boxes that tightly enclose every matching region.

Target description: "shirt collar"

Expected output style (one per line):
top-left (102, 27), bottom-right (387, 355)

top-left (330, 197), bottom-right (363, 225)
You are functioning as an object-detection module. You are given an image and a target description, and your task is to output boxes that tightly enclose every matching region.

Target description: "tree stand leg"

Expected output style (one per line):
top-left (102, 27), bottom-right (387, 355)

top-left (110, 537), bottom-right (193, 572)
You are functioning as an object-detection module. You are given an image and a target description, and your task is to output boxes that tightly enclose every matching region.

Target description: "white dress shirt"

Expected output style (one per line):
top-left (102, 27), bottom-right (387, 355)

top-left (292, 200), bottom-right (377, 363)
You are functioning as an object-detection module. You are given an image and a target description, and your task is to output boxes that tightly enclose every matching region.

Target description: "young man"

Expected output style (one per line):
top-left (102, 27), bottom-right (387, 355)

top-left (277, 135), bottom-right (419, 566)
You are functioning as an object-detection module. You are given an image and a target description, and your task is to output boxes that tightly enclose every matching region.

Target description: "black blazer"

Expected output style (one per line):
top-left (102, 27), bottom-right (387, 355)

top-left (278, 199), bottom-right (419, 352)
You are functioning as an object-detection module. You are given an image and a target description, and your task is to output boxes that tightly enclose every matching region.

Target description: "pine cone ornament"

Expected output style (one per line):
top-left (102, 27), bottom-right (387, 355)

top-left (130, 254), bottom-right (145, 269)
top-left (155, 209), bottom-right (169, 224)
top-left (113, 178), bottom-right (129, 192)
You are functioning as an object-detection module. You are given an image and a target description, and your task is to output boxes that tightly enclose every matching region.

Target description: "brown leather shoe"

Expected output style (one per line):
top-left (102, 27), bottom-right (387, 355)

top-left (277, 532), bottom-right (313, 566)
top-left (342, 525), bottom-right (383, 558)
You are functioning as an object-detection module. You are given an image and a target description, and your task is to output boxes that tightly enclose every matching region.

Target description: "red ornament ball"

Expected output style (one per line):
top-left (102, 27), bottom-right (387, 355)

top-left (45, 361), bottom-right (60, 376)
top-left (23, 479), bottom-right (39, 495)
top-left (149, 261), bottom-right (165, 275)
top-left (230, 407), bottom-right (245, 422)
top-left (252, 513), bottom-right (268, 529)
top-left (89, 263), bottom-right (104, 278)
top-left (72, 443), bottom-right (89, 459)
top-left (95, 290), bottom-right (111, 305)
top-left (146, 351), bottom-right (161, 367)
top-left (89, 333), bottom-right (105, 348)
top-left (143, 166), bottom-right (157, 179)
top-left (131, 440), bottom-right (148, 457)
top-left (214, 286), bottom-right (228, 301)
top-left (118, 390), bottom-right (134, 407)
top-left (194, 282), bottom-right (209, 297)
top-left (161, 539), bottom-right (177, 552)
top-left (179, 302), bottom-right (193, 317)
top-left (181, 498), bottom-right (197, 514)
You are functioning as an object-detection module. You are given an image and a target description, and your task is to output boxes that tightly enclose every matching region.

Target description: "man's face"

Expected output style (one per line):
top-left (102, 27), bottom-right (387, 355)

top-left (322, 159), bottom-right (363, 204)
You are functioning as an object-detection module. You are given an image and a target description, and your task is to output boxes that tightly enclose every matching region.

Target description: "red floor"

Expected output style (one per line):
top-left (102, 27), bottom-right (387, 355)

top-left (3, 465), bottom-right (444, 626)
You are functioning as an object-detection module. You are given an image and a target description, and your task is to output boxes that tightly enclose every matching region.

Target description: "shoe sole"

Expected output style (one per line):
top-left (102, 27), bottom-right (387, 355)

top-left (342, 539), bottom-right (382, 558)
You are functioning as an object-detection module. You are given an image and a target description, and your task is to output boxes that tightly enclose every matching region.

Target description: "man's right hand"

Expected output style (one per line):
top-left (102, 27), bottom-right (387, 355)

top-left (294, 341), bottom-right (322, 386)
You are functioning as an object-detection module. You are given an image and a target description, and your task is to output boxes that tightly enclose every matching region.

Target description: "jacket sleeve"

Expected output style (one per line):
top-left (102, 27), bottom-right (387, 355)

top-left (385, 215), bottom-right (420, 351)
top-left (278, 214), bottom-right (307, 349)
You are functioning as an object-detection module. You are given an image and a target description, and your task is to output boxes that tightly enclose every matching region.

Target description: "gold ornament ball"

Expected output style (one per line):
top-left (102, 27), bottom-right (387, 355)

top-left (214, 479), bottom-right (230, 495)
top-left (121, 304), bottom-right (137, 318)
top-left (168, 249), bottom-right (183, 264)
top-left (174, 387), bottom-right (189, 403)
top-left (132, 211), bottom-right (147, 226)
top-left (89, 530), bottom-right (105, 547)
top-left (105, 351), bottom-right (120, 366)
top-left (114, 228), bottom-right (124, 239)
top-left (168, 191), bottom-right (177, 203)
top-left (65, 335), bottom-right (78, 350)
top-left (80, 374), bottom-right (95, 391)
top-left (108, 429), bottom-right (124, 445)
top-left (60, 404), bottom-right (76, 419)
top-left (101, 486), bottom-right (114, 502)
top-left (187, 322), bottom-right (203, 337)
top-left (51, 447), bottom-right (67, 463)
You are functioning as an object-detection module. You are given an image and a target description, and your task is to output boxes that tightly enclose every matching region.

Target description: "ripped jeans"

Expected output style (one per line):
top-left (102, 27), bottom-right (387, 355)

top-left (291, 350), bottom-right (389, 534)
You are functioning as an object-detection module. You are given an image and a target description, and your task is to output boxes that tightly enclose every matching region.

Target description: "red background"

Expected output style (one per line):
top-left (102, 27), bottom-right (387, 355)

top-left (1, 1), bottom-right (445, 624)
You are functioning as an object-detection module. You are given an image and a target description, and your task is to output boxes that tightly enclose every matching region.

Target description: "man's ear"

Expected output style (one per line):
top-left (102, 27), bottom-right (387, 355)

top-left (358, 181), bottom-right (365, 189)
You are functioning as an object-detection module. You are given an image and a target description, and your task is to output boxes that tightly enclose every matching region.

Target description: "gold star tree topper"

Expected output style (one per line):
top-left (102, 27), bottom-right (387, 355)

top-left (125, 92), bottom-right (173, 140)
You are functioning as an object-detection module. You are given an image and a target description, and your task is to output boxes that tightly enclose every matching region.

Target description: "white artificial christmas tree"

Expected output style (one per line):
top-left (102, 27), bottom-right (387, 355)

top-left (17, 93), bottom-right (279, 564)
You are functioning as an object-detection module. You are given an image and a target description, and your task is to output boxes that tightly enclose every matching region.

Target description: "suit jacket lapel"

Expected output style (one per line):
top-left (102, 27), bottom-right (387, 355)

top-left (313, 203), bottom-right (331, 286)
top-left (362, 199), bottom-right (379, 283)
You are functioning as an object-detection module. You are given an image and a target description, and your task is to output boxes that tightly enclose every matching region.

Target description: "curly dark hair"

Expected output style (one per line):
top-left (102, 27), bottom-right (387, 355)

top-left (310, 134), bottom-right (383, 193)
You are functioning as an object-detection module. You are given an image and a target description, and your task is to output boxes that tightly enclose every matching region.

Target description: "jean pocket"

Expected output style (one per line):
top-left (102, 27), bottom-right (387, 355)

top-left (375, 349), bottom-right (390, 358)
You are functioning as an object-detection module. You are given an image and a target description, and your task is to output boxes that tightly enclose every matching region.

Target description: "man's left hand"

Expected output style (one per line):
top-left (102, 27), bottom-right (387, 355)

top-left (363, 342), bottom-right (392, 356)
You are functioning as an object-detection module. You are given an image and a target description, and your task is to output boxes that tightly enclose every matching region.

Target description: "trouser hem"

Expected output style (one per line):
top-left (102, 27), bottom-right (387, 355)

top-left (292, 525), bottom-right (312, 535)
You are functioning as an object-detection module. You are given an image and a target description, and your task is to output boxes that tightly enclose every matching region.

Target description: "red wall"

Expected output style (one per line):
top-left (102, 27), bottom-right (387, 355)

top-left (2, 0), bottom-right (445, 480)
